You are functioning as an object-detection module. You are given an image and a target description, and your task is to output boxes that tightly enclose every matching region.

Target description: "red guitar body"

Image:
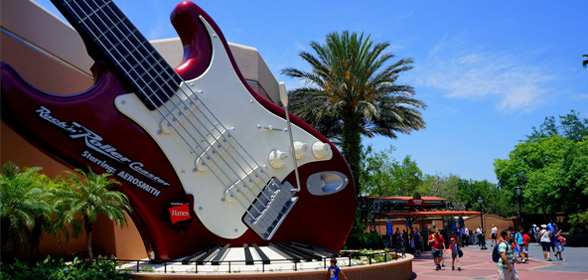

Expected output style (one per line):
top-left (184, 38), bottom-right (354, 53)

top-left (1, 2), bottom-right (355, 260)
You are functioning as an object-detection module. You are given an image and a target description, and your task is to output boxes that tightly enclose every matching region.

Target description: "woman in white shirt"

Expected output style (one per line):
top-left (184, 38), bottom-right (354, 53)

top-left (538, 224), bottom-right (552, 261)
top-left (491, 224), bottom-right (498, 246)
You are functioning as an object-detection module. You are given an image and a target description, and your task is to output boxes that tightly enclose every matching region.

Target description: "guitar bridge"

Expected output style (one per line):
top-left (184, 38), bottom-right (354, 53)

top-left (242, 178), bottom-right (298, 240)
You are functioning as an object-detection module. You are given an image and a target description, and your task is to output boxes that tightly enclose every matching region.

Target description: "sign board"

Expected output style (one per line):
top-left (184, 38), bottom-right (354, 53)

top-left (386, 220), bottom-right (393, 236)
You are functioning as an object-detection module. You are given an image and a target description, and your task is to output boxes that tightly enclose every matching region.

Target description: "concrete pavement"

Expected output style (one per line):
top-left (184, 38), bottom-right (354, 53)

top-left (412, 241), bottom-right (588, 280)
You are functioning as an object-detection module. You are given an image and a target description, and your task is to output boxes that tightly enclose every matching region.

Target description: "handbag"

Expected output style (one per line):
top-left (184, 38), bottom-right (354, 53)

top-left (458, 248), bottom-right (464, 258)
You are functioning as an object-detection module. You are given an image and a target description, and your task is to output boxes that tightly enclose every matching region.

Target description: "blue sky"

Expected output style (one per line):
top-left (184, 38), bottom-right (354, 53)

top-left (33, 0), bottom-right (588, 183)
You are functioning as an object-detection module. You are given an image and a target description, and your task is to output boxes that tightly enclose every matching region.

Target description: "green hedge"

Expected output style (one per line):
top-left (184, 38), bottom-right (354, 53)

top-left (345, 232), bottom-right (385, 249)
top-left (569, 210), bottom-right (588, 235)
top-left (0, 256), bottom-right (131, 280)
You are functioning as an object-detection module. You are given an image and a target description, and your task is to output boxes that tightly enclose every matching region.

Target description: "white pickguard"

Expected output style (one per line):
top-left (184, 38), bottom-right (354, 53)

top-left (114, 16), bottom-right (331, 239)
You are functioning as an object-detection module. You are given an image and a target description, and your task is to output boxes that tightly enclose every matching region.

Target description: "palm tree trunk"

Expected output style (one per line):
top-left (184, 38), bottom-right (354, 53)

top-left (341, 115), bottom-right (362, 197)
top-left (28, 216), bottom-right (45, 261)
top-left (84, 215), bottom-right (93, 260)
top-left (1, 217), bottom-right (9, 247)
top-left (87, 231), bottom-right (93, 260)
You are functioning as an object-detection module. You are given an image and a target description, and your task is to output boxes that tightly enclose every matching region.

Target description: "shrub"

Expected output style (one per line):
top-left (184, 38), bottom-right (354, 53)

top-left (0, 255), bottom-right (131, 280)
top-left (344, 232), bottom-right (385, 249)
top-left (568, 209), bottom-right (588, 235)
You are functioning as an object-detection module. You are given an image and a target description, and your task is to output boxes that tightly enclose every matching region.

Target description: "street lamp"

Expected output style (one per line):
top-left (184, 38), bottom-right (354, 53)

top-left (477, 196), bottom-right (488, 250)
top-left (515, 186), bottom-right (523, 226)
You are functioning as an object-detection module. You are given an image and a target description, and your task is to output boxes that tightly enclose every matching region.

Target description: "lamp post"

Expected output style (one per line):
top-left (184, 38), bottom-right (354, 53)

top-left (515, 186), bottom-right (523, 226)
top-left (477, 196), bottom-right (488, 250)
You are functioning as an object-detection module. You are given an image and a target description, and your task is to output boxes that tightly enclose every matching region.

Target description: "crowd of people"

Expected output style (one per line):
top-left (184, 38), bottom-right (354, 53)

top-left (327, 220), bottom-right (568, 280)
top-left (536, 222), bottom-right (566, 261)
top-left (491, 223), bottom-right (565, 280)
top-left (387, 220), bottom-right (568, 279)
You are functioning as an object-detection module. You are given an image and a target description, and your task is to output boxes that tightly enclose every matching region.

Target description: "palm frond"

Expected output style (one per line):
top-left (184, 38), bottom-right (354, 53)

top-left (281, 30), bottom-right (426, 193)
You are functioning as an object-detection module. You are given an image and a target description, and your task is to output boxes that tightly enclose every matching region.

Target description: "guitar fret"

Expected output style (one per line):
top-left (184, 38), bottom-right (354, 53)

top-left (57, 0), bottom-right (181, 109)
top-left (107, 30), bottom-right (140, 56)
top-left (76, 2), bottom-right (110, 25)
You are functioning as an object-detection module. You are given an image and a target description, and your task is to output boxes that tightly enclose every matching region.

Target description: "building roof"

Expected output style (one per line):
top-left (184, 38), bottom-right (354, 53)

top-left (359, 196), bottom-right (478, 219)
top-left (362, 196), bottom-right (446, 201)
top-left (376, 210), bottom-right (481, 218)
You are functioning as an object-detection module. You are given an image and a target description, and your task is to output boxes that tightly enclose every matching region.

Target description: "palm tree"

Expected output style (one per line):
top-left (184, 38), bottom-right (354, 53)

top-left (25, 172), bottom-right (59, 259)
top-left (0, 162), bottom-right (53, 258)
top-left (282, 31), bottom-right (426, 194)
top-left (61, 168), bottom-right (131, 259)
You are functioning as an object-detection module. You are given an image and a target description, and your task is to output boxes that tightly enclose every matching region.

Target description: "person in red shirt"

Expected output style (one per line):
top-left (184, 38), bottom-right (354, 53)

top-left (428, 228), bottom-right (446, 271)
top-left (522, 232), bottom-right (531, 262)
top-left (449, 237), bottom-right (462, 271)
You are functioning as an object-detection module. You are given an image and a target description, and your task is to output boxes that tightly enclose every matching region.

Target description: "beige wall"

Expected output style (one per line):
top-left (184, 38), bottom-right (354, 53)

top-left (369, 218), bottom-right (446, 235)
top-left (464, 214), bottom-right (516, 237)
top-left (369, 214), bottom-right (515, 238)
top-left (152, 38), bottom-right (279, 103)
top-left (1, 0), bottom-right (280, 260)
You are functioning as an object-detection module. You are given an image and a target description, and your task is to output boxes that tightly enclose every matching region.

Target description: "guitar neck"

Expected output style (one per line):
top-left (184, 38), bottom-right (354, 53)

top-left (50, 0), bottom-right (182, 110)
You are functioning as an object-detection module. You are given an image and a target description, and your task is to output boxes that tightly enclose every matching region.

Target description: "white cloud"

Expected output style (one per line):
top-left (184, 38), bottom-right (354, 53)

top-left (571, 93), bottom-right (588, 100)
top-left (418, 39), bottom-right (556, 113)
top-left (295, 41), bottom-right (306, 51)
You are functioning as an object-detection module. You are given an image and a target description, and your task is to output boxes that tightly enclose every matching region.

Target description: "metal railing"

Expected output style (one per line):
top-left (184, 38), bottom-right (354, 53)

top-left (96, 250), bottom-right (407, 274)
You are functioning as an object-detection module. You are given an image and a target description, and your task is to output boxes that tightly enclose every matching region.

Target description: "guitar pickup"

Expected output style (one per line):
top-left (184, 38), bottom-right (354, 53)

top-left (242, 178), bottom-right (298, 240)
top-left (159, 94), bottom-right (201, 134)
top-left (224, 166), bottom-right (264, 203)
top-left (195, 129), bottom-right (231, 171)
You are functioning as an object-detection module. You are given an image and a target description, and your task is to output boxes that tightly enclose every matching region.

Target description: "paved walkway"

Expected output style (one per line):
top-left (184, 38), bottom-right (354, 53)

top-left (412, 242), bottom-right (588, 280)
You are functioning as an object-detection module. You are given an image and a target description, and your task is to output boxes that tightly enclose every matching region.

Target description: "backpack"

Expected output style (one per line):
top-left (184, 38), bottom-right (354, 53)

top-left (515, 232), bottom-right (524, 245)
top-left (492, 241), bottom-right (508, 263)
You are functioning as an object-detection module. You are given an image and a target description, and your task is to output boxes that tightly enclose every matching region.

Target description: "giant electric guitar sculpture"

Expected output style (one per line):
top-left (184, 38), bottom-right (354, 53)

top-left (1, 0), bottom-right (355, 260)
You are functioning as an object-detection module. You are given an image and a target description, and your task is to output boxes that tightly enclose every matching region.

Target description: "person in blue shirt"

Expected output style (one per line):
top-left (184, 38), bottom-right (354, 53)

top-left (414, 230), bottom-right (422, 257)
top-left (514, 227), bottom-right (526, 263)
top-left (553, 224), bottom-right (565, 261)
top-left (324, 258), bottom-right (349, 280)
top-left (547, 222), bottom-right (556, 251)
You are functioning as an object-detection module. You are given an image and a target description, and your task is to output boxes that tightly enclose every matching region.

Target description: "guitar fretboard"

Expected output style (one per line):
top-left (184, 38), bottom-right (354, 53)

top-left (51, 0), bottom-right (182, 110)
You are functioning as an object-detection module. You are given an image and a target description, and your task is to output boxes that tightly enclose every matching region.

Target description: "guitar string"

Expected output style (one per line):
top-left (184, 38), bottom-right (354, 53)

top-left (96, 1), bottom-right (277, 210)
top-left (68, 0), bottom-right (267, 219)
top-left (61, 0), bottom-right (244, 199)
top-left (100, 4), bottom-right (280, 209)
top-left (74, 0), bottom-right (293, 226)
top-left (70, 0), bottom-right (267, 205)
top-left (62, 0), bottom-right (272, 221)
top-left (93, 0), bottom-right (273, 215)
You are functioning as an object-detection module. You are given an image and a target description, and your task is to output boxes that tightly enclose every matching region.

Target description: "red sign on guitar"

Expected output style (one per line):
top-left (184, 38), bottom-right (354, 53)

top-left (1, 0), bottom-right (356, 260)
top-left (169, 203), bottom-right (191, 224)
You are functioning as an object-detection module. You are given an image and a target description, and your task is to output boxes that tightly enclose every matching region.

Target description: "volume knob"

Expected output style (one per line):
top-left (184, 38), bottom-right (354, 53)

top-left (312, 142), bottom-right (331, 159)
top-left (268, 149), bottom-right (288, 169)
top-left (293, 141), bottom-right (308, 160)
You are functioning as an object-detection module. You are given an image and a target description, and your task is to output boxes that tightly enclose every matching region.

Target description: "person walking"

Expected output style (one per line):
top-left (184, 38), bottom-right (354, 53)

top-left (414, 229), bottom-right (422, 257)
top-left (547, 222), bottom-right (556, 252)
top-left (324, 258), bottom-right (349, 280)
top-left (397, 229), bottom-right (406, 258)
top-left (476, 226), bottom-right (482, 245)
top-left (409, 232), bottom-right (415, 254)
top-left (553, 224), bottom-right (565, 261)
top-left (522, 230), bottom-right (531, 262)
top-left (429, 228), bottom-right (446, 271)
top-left (449, 237), bottom-right (462, 271)
top-left (539, 224), bottom-right (553, 261)
top-left (462, 226), bottom-right (469, 247)
top-left (491, 224), bottom-right (498, 246)
top-left (514, 227), bottom-right (526, 263)
top-left (428, 229), bottom-right (437, 268)
top-left (497, 229), bottom-right (519, 280)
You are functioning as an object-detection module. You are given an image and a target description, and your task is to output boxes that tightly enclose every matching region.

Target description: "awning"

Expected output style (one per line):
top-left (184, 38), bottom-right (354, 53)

top-left (375, 210), bottom-right (481, 218)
